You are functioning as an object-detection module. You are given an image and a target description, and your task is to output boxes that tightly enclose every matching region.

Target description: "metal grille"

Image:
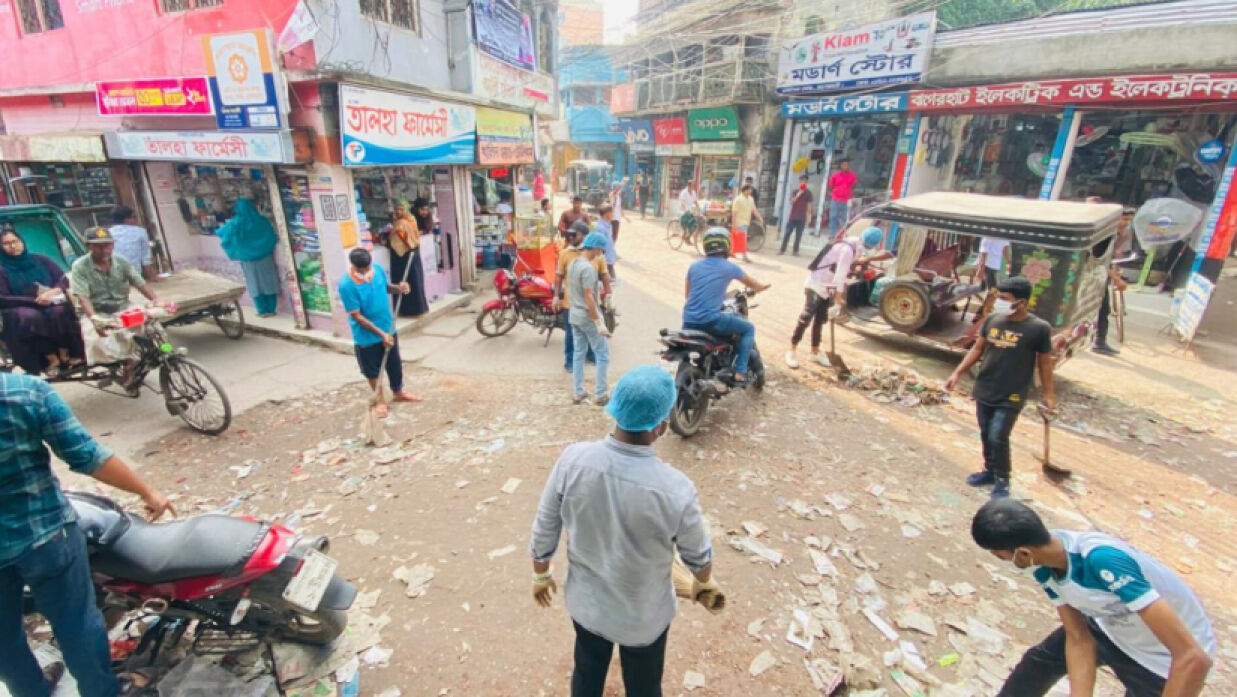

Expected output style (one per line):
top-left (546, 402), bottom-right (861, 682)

top-left (362, 0), bottom-right (419, 32)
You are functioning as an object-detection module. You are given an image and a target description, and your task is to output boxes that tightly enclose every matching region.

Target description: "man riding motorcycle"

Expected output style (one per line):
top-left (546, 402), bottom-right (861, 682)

top-left (681, 228), bottom-right (769, 386)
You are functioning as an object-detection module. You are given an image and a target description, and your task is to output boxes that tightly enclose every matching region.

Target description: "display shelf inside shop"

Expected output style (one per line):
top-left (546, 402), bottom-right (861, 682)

top-left (177, 165), bottom-right (270, 235)
top-left (23, 163), bottom-right (117, 210)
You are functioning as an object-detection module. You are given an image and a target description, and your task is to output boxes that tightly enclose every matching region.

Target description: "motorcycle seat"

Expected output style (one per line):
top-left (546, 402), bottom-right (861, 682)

top-left (90, 514), bottom-right (268, 585)
top-left (672, 329), bottom-right (722, 342)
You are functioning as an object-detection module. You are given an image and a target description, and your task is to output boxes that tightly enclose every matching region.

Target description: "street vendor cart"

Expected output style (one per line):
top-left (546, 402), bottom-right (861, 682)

top-left (849, 192), bottom-right (1122, 367)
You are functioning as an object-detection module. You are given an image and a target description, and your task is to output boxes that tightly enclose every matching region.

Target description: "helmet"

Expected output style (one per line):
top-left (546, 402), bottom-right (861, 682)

top-left (702, 227), bottom-right (731, 256)
top-left (860, 226), bottom-right (883, 250)
top-left (582, 232), bottom-right (609, 250)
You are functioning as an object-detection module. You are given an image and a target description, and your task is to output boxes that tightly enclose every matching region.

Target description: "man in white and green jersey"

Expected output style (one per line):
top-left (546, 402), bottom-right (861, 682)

top-left (971, 499), bottom-right (1215, 697)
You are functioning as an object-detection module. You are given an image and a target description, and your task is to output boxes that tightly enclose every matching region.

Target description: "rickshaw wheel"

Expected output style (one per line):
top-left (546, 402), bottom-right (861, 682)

top-left (160, 357), bottom-right (232, 435)
top-left (879, 282), bottom-right (931, 333)
top-left (215, 300), bottom-right (245, 339)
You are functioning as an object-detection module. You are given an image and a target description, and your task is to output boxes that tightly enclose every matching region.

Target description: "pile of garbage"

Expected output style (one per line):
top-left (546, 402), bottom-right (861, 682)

top-left (844, 364), bottom-right (948, 407)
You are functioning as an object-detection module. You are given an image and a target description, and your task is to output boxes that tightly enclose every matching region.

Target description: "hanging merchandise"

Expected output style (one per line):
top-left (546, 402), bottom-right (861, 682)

top-left (1133, 198), bottom-right (1204, 248)
top-left (276, 172), bottom-right (331, 313)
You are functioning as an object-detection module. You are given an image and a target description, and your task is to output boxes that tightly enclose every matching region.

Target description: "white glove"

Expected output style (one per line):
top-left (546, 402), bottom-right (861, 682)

top-left (827, 305), bottom-right (842, 320)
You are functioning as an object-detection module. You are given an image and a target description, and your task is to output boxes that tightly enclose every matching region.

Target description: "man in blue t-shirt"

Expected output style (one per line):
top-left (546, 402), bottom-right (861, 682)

top-left (971, 499), bottom-right (1215, 697)
top-left (337, 248), bottom-right (421, 418)
top-left (682, 228), bottom-right (769, 385)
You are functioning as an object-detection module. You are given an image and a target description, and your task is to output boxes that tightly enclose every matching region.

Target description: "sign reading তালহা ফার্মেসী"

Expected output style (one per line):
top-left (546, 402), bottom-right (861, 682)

top-left (339, 85), bottom-right (477, 166)
top-left (777, 11), bottom-right (936, 95)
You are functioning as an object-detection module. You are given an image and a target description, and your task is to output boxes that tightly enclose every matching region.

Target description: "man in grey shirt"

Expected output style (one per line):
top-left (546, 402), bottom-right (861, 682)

top-left (567, 232), bottom-right (612, 405)
top-left (530, 365), bottom-right (718, 697)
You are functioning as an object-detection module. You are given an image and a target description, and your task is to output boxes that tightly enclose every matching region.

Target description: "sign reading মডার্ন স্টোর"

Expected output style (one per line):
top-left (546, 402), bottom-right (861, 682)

top-left (777, 11), bottom-right (936, 95)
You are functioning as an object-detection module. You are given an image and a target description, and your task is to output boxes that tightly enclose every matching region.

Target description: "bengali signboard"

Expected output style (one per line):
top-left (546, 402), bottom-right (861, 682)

top-left (619, 118), bottom-right (654, 152)
top-left (104, 130), bottom-right (294, 163)
top-left (782, 92), bottom-right (907, 119)
top-left (1172, 274), bottom-right (1214, 341)
top-left (611, 83), bottom-right (636, 114)
top-left (340, 85), bottom-right (476, 166)
top-left (909, 73), bottom-right (1237, 112)
top-left (475, 54), bottom-right (555, 118)
top-left (473, 0), bottom-right (536, 73)
top-left (687, 107), bottom-right (739, 141)
top-left (476, 107), bottom-right (534, 165)
top-left (691, 141), bottom-right (741, 156)
top-left (655, 144), bottom-right (691, 157)
top-left (653, 117), bottom-right (687, 145)
top-left (96, 77), bottom-right (214, 117)
top-left (778, 11), bottom-right (935, 95)
top-left (202, 29), bottom-right (282, 129)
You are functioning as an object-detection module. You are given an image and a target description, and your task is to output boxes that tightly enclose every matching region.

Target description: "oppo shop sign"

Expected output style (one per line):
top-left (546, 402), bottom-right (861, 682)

top-left (688, 107), bottom-right (739, 141)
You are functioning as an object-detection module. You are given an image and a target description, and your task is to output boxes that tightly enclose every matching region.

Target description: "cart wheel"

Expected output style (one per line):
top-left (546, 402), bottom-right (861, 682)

top-left (879, 282), bottom-right (932, 333)
top-left (747, 222), bottom-right (767, 253)
top-left (160, 357), bottom-right (232, 435)
top-left (666, 219), bottom-right (685, 250)
top-left (215, 300), bottom-right (245, 340)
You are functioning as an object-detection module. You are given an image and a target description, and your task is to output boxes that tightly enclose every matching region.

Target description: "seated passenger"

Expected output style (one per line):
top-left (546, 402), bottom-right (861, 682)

top-left (0, 227), bottom-right (84, 375)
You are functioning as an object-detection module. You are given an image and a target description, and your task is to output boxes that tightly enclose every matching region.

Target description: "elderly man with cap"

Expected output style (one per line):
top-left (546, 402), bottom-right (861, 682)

top-left (69, 227), bottom-right (166, 387)
top-left (530, 365), bottom-right (718, 697)
top-left (945, 276), bottom-right (1057, 499)
top-left (555, 221), bottom-right (610, 373)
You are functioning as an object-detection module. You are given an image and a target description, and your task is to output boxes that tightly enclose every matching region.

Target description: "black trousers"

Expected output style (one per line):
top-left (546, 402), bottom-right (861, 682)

top-left (998, 623), bottom-right (1167, 697)
top-left (791, 289), bottom-right (831, 350)
top-left (780, 219), bottom-right (807, 254)
top-left (611, 220), bottom-right (621, 244)
top-left (571, 621), bottom-right (668, 697)
top-left (1096, 274), bottom-right (1112, 345)
top-left (977, 402), bottom-right (1019, 479)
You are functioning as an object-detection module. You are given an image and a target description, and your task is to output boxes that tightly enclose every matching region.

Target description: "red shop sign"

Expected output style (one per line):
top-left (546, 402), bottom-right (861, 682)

top-left (96, 77), bottom-right (214, 117)
top-left (652, 117), bottom-right (687, 145)
top-left (909, 72), bottom-right (1237, 112)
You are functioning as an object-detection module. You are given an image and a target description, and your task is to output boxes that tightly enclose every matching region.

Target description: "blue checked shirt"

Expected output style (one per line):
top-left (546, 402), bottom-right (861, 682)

top-left (0, 373), bottom-right (112, 567)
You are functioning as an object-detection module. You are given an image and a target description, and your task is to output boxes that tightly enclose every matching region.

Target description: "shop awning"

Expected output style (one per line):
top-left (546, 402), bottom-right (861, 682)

top-left (0, 133), bottom-right (107, 163)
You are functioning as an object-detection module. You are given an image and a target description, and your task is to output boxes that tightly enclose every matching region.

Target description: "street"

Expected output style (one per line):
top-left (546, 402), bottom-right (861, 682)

top-left (53, 211), bottom-right (1237, 697)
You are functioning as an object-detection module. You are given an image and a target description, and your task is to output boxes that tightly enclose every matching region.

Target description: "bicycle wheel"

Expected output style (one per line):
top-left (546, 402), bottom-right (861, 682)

top-left (748, 222), bottom-right (767, 253)
top-left (666, 220), bottom-right (685, 250)
top-left (160, 357), bottom-right (232, 435)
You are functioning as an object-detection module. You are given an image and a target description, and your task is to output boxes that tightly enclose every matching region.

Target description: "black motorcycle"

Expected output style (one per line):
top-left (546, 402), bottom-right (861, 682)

top-left (658, 289), bottom-right (766, 437)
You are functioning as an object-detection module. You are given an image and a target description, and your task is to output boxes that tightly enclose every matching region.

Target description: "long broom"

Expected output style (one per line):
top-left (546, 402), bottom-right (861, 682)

top-left (671, 557), bottom-right (725, 614)
top-left (362, 239), bottom-right (419, 447)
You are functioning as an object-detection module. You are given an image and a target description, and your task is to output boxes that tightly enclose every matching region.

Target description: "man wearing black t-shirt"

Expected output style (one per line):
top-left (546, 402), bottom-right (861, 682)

top-left (945, 276), bottom-right (1056, 499)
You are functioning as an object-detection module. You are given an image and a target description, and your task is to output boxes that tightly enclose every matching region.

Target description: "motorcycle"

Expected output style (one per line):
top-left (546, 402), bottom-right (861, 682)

top-left (658, 289), bottom-right (766, 437)
top-left (475, 265), bottom-right (618, 344)
top-left (26, 492), bottom-right (356, 653)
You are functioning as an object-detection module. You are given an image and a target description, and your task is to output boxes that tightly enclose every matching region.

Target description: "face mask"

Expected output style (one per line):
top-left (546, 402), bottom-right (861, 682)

top-left (800, 183), bottom-right (807, 191)
top-left (993, 299), bottom-right (1013, 314)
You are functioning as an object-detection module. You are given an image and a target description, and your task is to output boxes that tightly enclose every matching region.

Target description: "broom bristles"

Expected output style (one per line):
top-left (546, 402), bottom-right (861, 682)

top-left (672, 558), bottom-right (725, 613)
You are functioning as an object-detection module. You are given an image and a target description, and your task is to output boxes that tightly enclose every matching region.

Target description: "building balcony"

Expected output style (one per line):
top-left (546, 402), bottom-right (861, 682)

top-left (632, 58), bottom-right (770, 112)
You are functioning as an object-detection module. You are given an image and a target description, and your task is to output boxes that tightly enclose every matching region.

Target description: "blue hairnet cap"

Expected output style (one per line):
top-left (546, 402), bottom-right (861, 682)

top-left (605, 366), bottom-right (677, 432)
top-left (860, 226), bottom-right (884, 249)
top-left (582, 232), bottom-right (609, 250)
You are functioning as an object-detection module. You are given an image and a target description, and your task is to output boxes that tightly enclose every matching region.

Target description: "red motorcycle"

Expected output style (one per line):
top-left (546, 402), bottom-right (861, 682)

top-left (33, 492), bottom-right (356, 651)
top-left (475, 267), bottom-right (561, 344)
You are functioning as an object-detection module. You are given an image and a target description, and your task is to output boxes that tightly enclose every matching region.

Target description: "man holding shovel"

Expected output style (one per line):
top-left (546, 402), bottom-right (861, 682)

top-left (338, 248), bottom-right (421, 420)
top-left (529, 365), bottom-right (720, 697)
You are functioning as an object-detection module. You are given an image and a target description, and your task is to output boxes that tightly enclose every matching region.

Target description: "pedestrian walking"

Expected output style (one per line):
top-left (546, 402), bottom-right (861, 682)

top-left (827, 158), bottom-right (857, 238)
top-left (945, 276), bottom-right (1055, 499)
top-left (594, 204), bottom-right (618, 280)
top-left (555, 221), bottom-right (607, 373)
top-left (529, 365), bottom-right (718, 697)
top-left (780, 174), bottom-right (813, 256)
top-left (107, 205), bottom-right (155, 281)
top-left (975, 236), bottom-right (1011, 290)
top-left (785, 227), bottom-right (884, 369)
top-left (558, 196), bottom-right (591, 236)
top-left (971, 498), bottom-right (1215, 697)
top-left (567, 232), bottom-right (612, 405)
top-left (337, 248), bottom-right (421, 419)
top-left (743, 175), bottom-right (760, 206)
top-left (1093, 206), bottom-right (1135, 357)
top-left (636, 171), bottom-right (651, 219)
top-left (730, 184), bottom-right (761, 263)
top-left (609, 182), bottom-right (625, 245)
top-left (0, 371), bottom-right (173, 697)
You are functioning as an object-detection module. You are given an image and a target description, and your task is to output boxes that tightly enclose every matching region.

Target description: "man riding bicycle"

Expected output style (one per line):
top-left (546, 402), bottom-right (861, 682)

top-left (682, 228), bottom-right (769, 386)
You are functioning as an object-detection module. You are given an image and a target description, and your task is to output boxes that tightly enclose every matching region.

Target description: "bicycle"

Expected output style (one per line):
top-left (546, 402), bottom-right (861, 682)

top-left (667, 210), bottom-right (702, 254)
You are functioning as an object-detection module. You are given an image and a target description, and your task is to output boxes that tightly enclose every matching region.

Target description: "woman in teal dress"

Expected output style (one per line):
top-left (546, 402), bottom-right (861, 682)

top-left (217, 199), bottom-right (281, 316)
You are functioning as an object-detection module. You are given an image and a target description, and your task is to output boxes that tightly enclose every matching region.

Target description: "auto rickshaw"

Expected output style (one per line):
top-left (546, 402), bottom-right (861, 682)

top-left (564, 160), bottom-right (614, 210)
top-left (848, 192), bottom-right (1122, 366)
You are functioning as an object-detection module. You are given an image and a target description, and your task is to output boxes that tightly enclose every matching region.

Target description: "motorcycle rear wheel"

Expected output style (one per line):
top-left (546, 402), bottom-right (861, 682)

top-left (476, 306), bottom-right (519, 337)
top-left (669, 363), bottom-right (708, 438)
top-left (749, 349), bottom-right (766, 392)
top-left (244, 591), bottom-right (348, 646)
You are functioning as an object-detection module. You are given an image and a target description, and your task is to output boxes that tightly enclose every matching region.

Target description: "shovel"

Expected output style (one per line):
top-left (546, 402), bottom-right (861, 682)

top-left (825, 319), bottom-right (851, 379)
top-left (1036, 403), bottom-right (1072, 481)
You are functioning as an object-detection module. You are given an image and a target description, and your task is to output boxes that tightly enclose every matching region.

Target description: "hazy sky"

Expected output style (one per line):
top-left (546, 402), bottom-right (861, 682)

top-left (603, 0), bottom-right (639, 44)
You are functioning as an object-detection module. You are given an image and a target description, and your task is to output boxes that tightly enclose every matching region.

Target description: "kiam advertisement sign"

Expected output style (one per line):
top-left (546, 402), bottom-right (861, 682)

top-left (201, 29), bottom-right (282, 130)
top-left (687, 107), bottom-right (739, 141)
top-left (778, 11), bottom-right (936, 95)
top-left (96, 77), bottom-right (213, 117)
top-left (340, 85), bottom-right (476, 166)
top-left (473, 0), bottom-right (536, 73)
top-left (476, 107), bottom-right (535, 165)
top-left (619, 118), bottom-right (654, 152)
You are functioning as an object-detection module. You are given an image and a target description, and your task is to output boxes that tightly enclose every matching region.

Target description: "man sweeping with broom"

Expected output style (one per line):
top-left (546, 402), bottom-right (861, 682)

top-left (338, 248), bottom-right (421, 422)
top-left (529, 365), bottom-right (721, 697)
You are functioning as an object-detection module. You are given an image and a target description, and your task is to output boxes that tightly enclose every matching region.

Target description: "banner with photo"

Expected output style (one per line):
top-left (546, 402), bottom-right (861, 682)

top-left (473, 0), bottom-right (536, 73)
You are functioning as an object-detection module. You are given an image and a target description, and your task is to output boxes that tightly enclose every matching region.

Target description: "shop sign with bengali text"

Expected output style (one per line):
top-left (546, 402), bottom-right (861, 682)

top-left (611, 83), bottom-right (636, 114)
top-left (202, 29), bottom-right (282, 130)
top-left (687, 107), bottom-right (739, 141)
top-left (653, 116), bottom-right (687, 145)
top-left (619, 118), bottom-right (654, 152)
top-left (340, 85), bottom-right (476, 166)
top-left (655, 143), bottom-right (691, 157)
top-left (473, 0), bottom-right (536, 73)
top-left (476, 107), bottom-right (535, 165)
top-left (0, 134), bottom-right (107, 163)
top-left (778, 11), bottom-right (935, 95)
top-left (783, 92), bottom-right (907, 119)
top-left (909, 72), bottom-right (1237, 112)
top-left (1172, 274), bottom-right (1214, 341)
top-left (103, 130), bottom-right (294, 163)
top-left (96, 77), bottom-right (214, 117)
top-left (475, 54), bottom-right (555, 117)
top-left (691, 141), bottom-right (741, 156)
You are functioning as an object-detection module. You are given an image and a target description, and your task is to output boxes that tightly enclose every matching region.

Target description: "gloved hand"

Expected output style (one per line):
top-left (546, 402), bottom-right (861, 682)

top-left (690, 576), bottom-right (726, 614)
top-left (533, 571), bottom-right (557, 607)
top-left (827, 305), bottom-right (842, 320)
top-left (597, 321), bottom-right (612, 338)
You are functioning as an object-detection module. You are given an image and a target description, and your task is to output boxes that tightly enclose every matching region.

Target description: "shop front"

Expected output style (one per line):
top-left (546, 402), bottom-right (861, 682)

top-left (652, 115), bottom-right (690, 216)
top-left (339, 84), bottom-right (474, 306)
top-left (0, 133), bottom-right (136, 232)
top-left (618, 117), bottom-right (654, 209)
top-left (776, 93), bottom-right (908, 239)
top-left (688, 107), bottom-right (743, 210)
top-left (473, 107), bottom-right (550, 277)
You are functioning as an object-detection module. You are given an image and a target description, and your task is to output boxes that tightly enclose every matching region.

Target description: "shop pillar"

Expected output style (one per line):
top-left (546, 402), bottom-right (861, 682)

top-left (1039, 106), bottom-right (1079, 201)
top-left (771, 119), bottom-right (794, 227)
